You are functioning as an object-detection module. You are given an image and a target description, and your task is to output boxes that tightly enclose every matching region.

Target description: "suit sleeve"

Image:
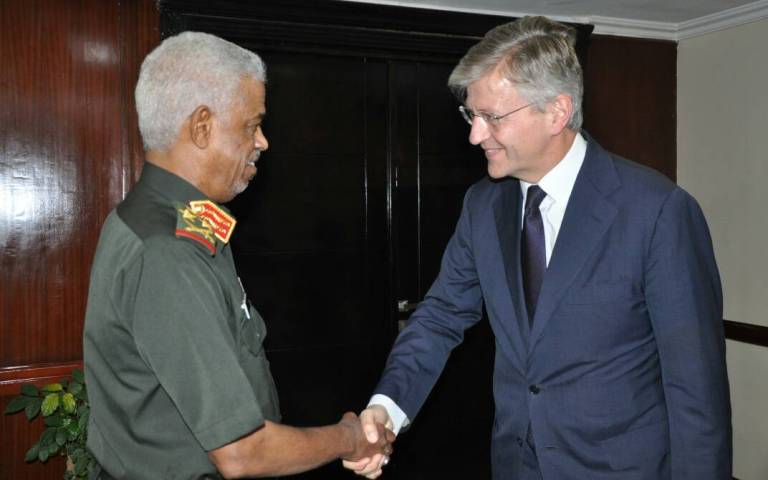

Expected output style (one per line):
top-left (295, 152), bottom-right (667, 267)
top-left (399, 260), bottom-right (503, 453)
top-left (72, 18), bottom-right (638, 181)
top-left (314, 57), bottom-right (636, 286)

top-left (645, 187), bottom-right (731, 478)
top-left (374, 188), bottom-right (485, 421)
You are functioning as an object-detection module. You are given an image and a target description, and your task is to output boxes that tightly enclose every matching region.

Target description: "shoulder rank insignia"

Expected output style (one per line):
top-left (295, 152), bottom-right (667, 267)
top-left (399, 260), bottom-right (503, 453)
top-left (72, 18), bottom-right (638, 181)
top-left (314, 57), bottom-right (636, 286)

top-left (174, 200), bottom-right (237, 255)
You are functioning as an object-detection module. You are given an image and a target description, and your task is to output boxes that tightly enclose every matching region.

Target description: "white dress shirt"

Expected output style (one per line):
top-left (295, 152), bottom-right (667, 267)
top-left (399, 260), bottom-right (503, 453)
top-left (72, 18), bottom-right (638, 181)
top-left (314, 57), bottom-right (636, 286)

top-left (520, 132), bottom-right (586, 266)
top-left (371, 133), bottom-right (588, 434)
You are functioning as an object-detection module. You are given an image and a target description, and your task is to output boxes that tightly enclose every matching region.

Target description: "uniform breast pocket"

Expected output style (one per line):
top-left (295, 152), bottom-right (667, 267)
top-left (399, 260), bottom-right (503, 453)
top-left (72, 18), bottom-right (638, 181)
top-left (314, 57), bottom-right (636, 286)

top-left (563, 282), bottom-right (643, 305)
top-left (239, 305), bottom-right (267, 357)
top-left (237, 305), bottom-right (281, 421)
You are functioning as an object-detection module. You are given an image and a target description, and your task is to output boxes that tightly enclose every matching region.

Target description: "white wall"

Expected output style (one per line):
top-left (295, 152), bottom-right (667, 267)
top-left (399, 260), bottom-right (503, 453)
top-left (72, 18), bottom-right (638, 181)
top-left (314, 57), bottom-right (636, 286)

top-left (678, 17), bottom-right (768, 480)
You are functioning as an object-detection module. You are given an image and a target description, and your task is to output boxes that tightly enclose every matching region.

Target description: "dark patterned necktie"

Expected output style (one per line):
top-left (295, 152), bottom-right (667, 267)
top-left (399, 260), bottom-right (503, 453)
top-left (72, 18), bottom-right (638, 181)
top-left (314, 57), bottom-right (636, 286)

top-left (522, 185), bottom-right (547, 326)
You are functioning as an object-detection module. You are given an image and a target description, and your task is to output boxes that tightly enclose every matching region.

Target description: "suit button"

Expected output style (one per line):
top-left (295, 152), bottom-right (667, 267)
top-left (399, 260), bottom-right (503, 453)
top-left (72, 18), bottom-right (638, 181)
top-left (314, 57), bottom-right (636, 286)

top-left (517, 437), bottom-right (524, 447)
top-left (529, 385), bottom-right (540, 395)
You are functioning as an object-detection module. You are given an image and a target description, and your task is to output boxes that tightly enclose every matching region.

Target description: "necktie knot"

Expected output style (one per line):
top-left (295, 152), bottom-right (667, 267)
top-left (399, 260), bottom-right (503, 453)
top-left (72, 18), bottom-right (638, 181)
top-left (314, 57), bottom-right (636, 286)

top-left (525, 185), bottom-right (546, 214)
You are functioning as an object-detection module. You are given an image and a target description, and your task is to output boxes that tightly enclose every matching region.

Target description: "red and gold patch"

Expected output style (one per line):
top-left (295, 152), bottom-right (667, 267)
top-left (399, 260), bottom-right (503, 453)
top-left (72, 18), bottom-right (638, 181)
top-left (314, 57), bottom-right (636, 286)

top-left (174, 200), bottom-right (236, 255)
top-left (188, 200), bottom-right (237, 244)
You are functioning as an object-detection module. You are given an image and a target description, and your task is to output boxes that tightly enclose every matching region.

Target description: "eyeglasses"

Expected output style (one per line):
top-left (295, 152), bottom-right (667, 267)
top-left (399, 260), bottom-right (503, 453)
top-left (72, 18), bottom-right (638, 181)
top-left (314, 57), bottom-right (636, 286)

top-left (459, 103), bottom-right (533, 127)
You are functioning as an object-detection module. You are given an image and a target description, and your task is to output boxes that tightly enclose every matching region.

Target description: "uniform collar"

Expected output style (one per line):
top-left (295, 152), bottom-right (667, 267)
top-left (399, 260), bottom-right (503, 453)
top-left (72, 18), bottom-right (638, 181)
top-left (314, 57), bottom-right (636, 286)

top-left (139, 162), bottom-right (211, 205)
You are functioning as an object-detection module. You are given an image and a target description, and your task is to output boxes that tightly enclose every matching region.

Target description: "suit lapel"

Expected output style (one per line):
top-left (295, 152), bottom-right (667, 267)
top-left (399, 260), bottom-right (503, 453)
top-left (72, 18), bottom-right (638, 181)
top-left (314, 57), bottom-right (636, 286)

top-left (529, 139), bottom-right (621, 351)
top-left (492, 178), bottom-right (530, 338)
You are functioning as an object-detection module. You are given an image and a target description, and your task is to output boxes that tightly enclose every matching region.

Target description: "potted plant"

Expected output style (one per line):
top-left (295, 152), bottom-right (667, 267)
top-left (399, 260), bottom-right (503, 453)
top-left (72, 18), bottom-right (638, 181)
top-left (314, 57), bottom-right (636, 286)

top-left (4, 369), bottom-right (94, 479)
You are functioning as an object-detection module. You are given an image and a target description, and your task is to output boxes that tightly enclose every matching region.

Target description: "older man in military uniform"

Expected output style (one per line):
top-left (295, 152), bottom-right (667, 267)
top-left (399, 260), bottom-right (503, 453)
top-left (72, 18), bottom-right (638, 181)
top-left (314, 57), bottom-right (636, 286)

top-left (83, 32), bottom-right (393, 479)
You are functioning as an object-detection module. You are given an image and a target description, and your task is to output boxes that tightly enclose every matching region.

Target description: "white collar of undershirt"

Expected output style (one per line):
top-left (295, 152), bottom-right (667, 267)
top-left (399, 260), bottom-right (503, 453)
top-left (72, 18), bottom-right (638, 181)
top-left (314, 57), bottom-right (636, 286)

top-left (520, 132), bottom-right (587, 210)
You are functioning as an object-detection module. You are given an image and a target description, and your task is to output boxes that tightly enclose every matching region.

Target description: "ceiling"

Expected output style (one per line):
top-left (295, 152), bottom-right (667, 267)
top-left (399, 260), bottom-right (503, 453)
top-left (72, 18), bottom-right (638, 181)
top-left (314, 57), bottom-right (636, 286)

top-left (341, 0), bottom-right (768, 39)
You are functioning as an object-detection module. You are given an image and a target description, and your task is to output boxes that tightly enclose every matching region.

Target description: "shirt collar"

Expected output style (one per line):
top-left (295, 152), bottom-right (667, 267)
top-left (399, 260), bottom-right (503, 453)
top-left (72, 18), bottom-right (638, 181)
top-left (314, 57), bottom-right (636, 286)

top-left (520, 132), bottom-right (587, 208)
top-left (139, 162), bottom-right (234, 214)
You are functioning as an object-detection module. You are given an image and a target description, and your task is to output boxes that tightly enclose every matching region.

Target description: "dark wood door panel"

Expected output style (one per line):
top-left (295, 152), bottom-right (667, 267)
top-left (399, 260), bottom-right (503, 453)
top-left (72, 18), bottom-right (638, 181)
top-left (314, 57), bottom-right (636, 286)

top-left (583, 35), bottom-right (677, 180)
top-left (257, 53), bottom-right (368, 155)
top-left (417, 62), bottom-right (477, 156)
top-left (265, 345), bottom-right (390, 480)
top-left (230, 153), bottom-right (368, 252)
top-left (226, 47), bottom-right (390, 353)
top-left (237, 251), bottom-right (386, 350)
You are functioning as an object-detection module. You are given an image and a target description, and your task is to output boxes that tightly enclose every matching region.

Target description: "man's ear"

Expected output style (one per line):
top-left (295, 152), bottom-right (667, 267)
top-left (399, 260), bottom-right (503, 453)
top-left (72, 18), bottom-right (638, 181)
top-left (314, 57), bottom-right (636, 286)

top-left (189, 105), bottom-right (213, 149)
top-left (547, 94), bottom-right (573, 134)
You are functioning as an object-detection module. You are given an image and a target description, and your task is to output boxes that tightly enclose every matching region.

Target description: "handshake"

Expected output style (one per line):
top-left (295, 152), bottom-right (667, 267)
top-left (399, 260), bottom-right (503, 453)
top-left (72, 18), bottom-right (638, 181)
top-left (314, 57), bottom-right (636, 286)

top-left (342, 405), bottom-right (395, 479)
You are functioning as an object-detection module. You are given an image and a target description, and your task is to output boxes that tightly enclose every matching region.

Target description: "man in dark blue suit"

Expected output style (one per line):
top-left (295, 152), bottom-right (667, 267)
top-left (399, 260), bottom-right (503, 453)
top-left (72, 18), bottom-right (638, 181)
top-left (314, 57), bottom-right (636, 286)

top-left (344, 15), bottom-right (731, 480)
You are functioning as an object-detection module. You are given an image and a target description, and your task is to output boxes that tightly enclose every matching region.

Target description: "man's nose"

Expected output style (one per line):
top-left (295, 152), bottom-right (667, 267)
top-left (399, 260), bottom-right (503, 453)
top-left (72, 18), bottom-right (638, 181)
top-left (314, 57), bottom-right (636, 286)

top-left (468, 117), bottom-right (489, 146)
top-left (255, 129), bottom-right (269, 151)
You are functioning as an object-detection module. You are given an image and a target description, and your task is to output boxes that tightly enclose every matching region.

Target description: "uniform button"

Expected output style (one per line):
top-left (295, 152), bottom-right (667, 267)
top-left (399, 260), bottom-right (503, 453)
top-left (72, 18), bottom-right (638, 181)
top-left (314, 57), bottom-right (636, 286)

top-left (529, 385), bottom-right (540, 395)
top-left (517, 437), bottom-right (524, 447)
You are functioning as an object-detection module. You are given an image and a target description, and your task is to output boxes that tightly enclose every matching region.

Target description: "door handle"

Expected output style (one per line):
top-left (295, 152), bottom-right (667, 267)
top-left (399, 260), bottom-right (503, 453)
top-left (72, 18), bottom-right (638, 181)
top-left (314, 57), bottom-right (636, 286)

top-left (397, 300), bottom-right (418, 332)
top-left (397, 300), bottom-right (418, 313)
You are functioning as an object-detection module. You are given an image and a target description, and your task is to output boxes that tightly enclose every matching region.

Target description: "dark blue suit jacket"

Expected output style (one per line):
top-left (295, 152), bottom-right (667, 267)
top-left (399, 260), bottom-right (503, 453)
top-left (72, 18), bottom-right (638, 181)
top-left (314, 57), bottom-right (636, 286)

top-left (375, 136), bottom-right (731, 479)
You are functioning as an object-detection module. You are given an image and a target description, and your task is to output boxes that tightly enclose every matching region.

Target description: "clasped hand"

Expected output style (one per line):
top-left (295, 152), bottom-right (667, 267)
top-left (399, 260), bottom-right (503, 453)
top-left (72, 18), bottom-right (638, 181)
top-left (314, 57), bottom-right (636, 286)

top-left (342, 405), bottom-right (394, 479)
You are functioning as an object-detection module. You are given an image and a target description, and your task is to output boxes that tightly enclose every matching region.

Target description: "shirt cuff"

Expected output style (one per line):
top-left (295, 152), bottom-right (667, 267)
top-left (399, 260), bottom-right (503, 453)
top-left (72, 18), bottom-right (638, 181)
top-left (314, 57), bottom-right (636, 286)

top-left (369, 394), bottom-right (409, 435)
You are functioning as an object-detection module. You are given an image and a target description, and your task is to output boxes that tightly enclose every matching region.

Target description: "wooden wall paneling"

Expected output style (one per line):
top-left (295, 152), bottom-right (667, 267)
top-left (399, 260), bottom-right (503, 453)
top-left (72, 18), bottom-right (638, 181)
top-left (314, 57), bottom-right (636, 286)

top-left (582, 35), bottom-right (677, 180)
top-left (0, 0), bottom-right (159, 478)
top-left (1, 0), bottom-right (123, 369)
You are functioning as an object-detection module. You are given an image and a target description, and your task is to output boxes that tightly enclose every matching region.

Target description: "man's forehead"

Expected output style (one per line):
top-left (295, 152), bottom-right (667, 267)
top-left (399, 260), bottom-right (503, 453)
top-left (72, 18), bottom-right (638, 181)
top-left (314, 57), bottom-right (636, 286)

top-left (239, 76), bottom-right (265, 96)
top-left (237, 77), bottom-right (266, 114)
top-left (466, 71), bottom-right (519, 107)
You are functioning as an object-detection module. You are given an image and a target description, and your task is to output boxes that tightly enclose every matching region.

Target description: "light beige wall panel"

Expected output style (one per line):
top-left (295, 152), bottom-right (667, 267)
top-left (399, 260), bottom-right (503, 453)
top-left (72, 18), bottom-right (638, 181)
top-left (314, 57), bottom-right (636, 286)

top-left (678, 17), bottom-right (768, 480)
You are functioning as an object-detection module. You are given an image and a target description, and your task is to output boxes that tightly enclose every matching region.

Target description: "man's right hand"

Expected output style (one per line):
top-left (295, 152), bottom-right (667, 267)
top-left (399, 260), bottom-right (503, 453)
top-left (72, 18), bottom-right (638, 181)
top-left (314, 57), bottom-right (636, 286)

top-left (342, 405), bottom-right (394, 479)
top-left (340, 411), bottom-right (395, 463)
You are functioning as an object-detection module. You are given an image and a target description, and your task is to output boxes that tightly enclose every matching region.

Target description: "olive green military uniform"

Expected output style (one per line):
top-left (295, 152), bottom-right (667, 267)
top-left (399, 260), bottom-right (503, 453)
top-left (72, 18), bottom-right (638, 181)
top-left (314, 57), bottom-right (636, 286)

top-left (83, 163), bottom-right (280, 479)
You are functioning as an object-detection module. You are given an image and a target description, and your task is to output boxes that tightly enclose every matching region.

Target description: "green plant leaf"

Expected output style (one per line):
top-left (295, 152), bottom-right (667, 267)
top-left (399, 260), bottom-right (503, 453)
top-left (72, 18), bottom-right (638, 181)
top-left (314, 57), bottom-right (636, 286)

top-left (24, 398), bottom-right (42, 420)
top-left (44, 413), bottom-right (63, 427)
top-left (42, 383), bottom-right (63, 393)
top-left (41, 393), bottom-right (60, 416)
top-left (72, 369), bottom-right (85, 383)
top-left (68, 381), bottom-right (83, 396)
top-left (69, 448), bottom-right (83, 462)
top-left (4, 395), bottom-right (32, 414)
top-left (56, 428), bottom-right (67, 446)
top-left (25, 442), bottom-right (40, 463)
top-left (39, 442), bottom-right (61, 462)
top-left (75, 456), bottom-right (89, 476)
top-left (62, 392), bottom-right (77, 413)
top-left (67, 420), bottom-right (80, 440)
top-left (38, 446), bottom-right (50, 462)
top-left (40, 427), bottom-right (56, 447)
top-left (78, 408), bottom-right (90, 429)
top-left (21, 384), bottom-right (39, 397)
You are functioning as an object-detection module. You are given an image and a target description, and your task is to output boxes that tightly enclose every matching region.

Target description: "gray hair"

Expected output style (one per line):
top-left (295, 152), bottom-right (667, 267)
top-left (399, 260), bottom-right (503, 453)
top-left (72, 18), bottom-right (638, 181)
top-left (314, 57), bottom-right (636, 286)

top-left (135, 31), bottom-right (266, 151)
top-left (448, 16), bottom-right (583, 130)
